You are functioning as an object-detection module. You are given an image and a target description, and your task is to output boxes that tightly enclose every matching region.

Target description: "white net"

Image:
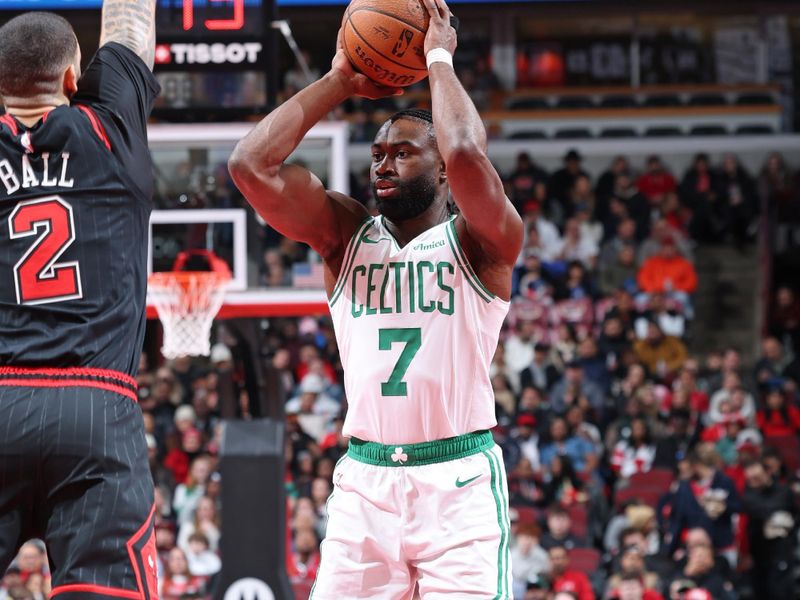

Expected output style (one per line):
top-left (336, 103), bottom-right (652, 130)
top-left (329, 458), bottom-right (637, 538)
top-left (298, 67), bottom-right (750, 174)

top-left (148, 271), bottom-right (229, 359)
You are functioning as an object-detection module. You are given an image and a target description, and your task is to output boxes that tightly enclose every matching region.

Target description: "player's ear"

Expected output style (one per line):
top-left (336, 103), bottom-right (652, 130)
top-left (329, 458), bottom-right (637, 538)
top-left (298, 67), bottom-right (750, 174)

top-left (62, 64), bottom-right (78, 99)
top-left (439, 159), bottom-right (447, 184)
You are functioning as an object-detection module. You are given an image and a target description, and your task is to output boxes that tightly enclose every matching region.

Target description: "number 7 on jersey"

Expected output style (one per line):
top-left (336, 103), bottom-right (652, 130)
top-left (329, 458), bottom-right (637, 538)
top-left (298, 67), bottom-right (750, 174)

top-left (378, 327), bottom-right (421, 397)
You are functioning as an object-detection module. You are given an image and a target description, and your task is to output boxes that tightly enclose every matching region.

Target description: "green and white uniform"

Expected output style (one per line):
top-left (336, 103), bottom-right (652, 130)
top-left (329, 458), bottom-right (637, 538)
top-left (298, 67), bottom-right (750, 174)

top-left (312, 216), bottom-right (513, 599)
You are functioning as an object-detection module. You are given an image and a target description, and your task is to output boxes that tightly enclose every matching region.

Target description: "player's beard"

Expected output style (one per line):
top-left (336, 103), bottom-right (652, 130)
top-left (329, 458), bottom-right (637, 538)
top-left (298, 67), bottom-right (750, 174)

top-left (373, 172), bottom-right (437, 222)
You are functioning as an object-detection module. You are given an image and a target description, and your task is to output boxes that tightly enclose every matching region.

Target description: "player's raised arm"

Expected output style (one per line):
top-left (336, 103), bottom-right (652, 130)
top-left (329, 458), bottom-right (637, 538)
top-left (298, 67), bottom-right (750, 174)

top-left (424, 0), bottom-right (522, 267)
top-left (228, 35), bottom-right (401, 269)
top-left (99, 0), bottom-right (157, 70)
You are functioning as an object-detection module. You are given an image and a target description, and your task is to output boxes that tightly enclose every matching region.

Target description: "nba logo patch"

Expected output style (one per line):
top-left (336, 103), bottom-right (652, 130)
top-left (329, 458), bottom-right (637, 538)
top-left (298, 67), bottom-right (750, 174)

top-left (392, 29), bottom-right (414, 57)
top-left (20, 132), bottom-right (33, 154)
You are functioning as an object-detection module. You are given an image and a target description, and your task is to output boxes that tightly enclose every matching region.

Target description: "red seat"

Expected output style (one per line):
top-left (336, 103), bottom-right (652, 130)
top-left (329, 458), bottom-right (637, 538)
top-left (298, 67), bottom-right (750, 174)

top-left (614, 484), bottom-right (664, 509)
top-left (629, 468), bottom-right (674, 493)
top-left (568, 547), bottom-right (601, 573)
top-left (564, 504), bottom-right (589, 541)
top-left (512, 505), bottom-right (541, 525)
top-left (764, 434), bottom-right (800, 475)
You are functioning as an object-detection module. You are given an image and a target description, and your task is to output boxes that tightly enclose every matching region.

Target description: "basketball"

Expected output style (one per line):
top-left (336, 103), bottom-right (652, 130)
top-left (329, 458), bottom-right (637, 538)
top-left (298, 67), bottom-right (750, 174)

top-left (342, 0), bottom-right (429, 87)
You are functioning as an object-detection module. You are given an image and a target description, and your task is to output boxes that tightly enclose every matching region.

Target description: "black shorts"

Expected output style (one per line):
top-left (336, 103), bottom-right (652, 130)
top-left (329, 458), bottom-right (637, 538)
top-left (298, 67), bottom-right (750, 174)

top-left (0, 367), bottom-right (158, 600)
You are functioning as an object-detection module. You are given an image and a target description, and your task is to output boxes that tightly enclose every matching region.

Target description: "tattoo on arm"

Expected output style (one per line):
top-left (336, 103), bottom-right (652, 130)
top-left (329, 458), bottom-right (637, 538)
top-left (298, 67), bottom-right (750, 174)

top-left (100, 0), bottom-right (156, 70)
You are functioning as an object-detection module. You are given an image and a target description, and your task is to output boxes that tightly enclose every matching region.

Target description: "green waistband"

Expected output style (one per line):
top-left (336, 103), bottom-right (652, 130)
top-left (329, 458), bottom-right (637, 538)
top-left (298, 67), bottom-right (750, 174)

top-left (347, 430), bottom-right (494, 467)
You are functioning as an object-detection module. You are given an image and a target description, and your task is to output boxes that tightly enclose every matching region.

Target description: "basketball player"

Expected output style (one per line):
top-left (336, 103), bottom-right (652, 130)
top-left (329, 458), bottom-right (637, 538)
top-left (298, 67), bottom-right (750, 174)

top-left (229, 0), bottom-right (522, 597)
top-left (0, 3), bottom-right (160, 599)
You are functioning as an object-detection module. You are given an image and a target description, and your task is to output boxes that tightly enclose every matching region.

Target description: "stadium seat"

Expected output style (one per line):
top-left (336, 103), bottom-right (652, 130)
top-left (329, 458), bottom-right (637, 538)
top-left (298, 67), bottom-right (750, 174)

top-left (764, 434), bottom-right (800, 474)
top-left (508, 130), bottom-right (549, 140)
top-left (644, 126), bottom-right (683, 137)
top-left (568, 547), bottom-right (601, 573)
top-left (735, 124), bottom-right (775, 135)
top-left (641, 94), bottom-right (682, 107)
top-left (512, 505), bottom-right (542, 525)
top-left (629, 468), bottom-right (674, 492)
top-left (599, 127), bottom-right (638, 138)
top-left (553, 128), bottom-right (594, 139)
top-left (507, 97), bottom-right (550, 110)
top-left (598, 95), bottom-right (637, 108)
top-left (689, 125), bottom-right (728, 136)
top-left (734, 93), bottom-right (776, 105)
top-left (556, 96), bottom-right (595, 109)
top-left (565, 504), bottom-right (590, 541)
top-left (687, 93), bottom-right (728, 107)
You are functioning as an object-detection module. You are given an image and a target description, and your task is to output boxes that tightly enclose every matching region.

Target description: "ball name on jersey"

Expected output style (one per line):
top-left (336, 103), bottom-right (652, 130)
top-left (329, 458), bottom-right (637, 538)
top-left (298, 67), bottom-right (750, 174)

top-left (0, 152), bottom-right (74, 197)
top-left (350, 260), bottom-right (455, 318)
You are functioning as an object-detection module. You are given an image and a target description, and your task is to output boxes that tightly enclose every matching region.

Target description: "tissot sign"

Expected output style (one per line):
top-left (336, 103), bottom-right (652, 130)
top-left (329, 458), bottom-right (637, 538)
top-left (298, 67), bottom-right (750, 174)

top-left (155, 42), bottom-right (263, 65)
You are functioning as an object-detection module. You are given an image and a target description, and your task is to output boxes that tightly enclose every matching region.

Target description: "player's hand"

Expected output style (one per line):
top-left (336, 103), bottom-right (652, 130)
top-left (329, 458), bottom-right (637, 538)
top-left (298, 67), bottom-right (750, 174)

top-left (331, 26), bottom-right (404, 100)
top-left (423, 0), bottom-right (457, 58)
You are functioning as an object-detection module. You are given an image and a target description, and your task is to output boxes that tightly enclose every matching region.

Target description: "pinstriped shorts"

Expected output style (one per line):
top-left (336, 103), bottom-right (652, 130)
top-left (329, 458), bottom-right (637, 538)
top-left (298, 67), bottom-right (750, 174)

top-left (0, 369), bottom-right (158, 600)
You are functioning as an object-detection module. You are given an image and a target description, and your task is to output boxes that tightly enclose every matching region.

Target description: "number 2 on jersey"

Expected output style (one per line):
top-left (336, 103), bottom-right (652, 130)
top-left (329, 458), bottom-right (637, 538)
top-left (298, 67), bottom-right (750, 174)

top-left (378, 327), bottom-right (421, 397)
top-left (9, 196), bottom-right (82, 305)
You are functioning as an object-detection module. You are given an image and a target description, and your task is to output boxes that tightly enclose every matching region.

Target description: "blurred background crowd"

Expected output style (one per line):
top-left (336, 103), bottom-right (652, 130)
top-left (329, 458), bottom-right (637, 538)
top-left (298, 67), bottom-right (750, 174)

top-left (4, 139), bottom-right (800, 600)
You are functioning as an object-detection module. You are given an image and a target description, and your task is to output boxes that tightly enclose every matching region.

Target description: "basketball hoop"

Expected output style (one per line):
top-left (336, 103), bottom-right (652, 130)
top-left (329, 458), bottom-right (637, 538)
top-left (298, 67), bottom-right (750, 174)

top-left (148, 250), bottom-right (231, 359)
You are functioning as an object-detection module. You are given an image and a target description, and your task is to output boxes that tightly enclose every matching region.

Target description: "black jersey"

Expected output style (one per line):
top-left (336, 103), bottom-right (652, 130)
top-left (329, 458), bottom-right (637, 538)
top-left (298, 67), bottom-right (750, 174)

top-left (0, 43), bottom-right (160, 376)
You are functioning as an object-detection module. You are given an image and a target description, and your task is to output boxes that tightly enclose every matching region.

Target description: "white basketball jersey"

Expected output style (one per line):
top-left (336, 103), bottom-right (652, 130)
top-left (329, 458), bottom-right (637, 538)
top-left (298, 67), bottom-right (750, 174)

top-left (328, 215), bottom-right (509, 444)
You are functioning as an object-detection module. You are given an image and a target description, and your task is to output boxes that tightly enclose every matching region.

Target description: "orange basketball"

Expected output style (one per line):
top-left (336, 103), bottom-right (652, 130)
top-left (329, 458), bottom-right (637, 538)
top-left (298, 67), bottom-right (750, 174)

top-left (342, 0), bottom-right (429, 88)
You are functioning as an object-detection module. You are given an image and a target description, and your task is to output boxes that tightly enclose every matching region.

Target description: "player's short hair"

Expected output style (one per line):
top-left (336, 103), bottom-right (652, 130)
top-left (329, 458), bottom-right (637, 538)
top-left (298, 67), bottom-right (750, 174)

top-left (388, 108), bottom-right (435, 141)
top-left (0, 12), bottom-right (78, 98)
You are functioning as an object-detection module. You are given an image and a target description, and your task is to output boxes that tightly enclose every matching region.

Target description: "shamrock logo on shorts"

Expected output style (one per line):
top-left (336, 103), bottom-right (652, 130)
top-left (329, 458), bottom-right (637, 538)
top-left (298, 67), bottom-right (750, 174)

top-left (391, 447), bottom-right (408, 464)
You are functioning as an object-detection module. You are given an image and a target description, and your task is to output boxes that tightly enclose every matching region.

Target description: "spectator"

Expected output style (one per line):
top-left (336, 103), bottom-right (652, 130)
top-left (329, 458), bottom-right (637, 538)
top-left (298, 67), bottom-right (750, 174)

top-left (667, 445), bottom-right (741, 558)
top-left (541, 507), bottom-right (584, 550)
top-left (707, 377), bottom-right (755, 426)
top-left (522, 193), bottom-right (563, 262)
top-left (173, 454), bottom-right (213, 526)
top-left (753, 336), bottom-right (790, 392)
top-left (555, 260), bottom-right (596, 301)
top-left (511, 413), bottom-right (543, 475)
top-left (653, 408), bottom-right (694, 470)
top-left (550, 323), bottom-right (579, 372)
top-left (520, 343), bottom-right (560, 392)
top-left (524, 573), bottom-right (552, 600)
top-left (758, 152), bottom-right (793, 205)
top-left (599, 218), bottom-right (638, 271)
top-left (549, 149), bottom-right (589, 224)
top-left (550, 361), bottom-right (605, 417)
top-left (680, 153), bottom-right (719, 243)
top-left (599, 243), bottom-right (639, 297)
top-left (177, 495), bottom-right (221, 553)
top-left (540, 414), bottom-right (598, 477)
top-left (511, 523), bottom-right (551, 599)
top-left (608, 572), bottom-right (665, 600)
top-left (514, 250), bottom-right (555, 301)
top-left (508, 151), bottom-right (549, 213)
top-left (638, 220), bottom-right (693, 264)
top-left (665, 542), bottom-right (735, 600)
top-left (756, 387), bottom-right (800, 437)
top-left (611, 417), bottom-right (656, 478)
top-left (605, 544), bottom-right (661, 597)
top-left (183, 532), bottom-right (221, 578)
top-left (637, 156), bottom-right (677, 206)
top-left (541, 454), bottom-right (588, 508)
top-left (741, 459), bottom-right (796, 599)
top-left (291, 528), bottom-right (321, 585)
top-left (506, 314), bottom-right (540, 379)
top-left (715, 154), bottom-right (757, 247)
top-left (607, 172), bottom-right (650, 241)
top-left (595, 156), bottom-right (631, 222)
top-left (160, 547), bottom-right (206, 599)
top-left (557, 218), bottom-right (599, 270)
top-left (549, 545), bottom-right (596, 600)
top-left (637, 236), bottom-right (697, 311)
top-left (770, 285), bottom-right (800, 355)
top-left (634, 295), bottom-right (684, 342)
top-left (285, 373), bottom-right (340, 421)
top-left (633, 321), bottom-right (688, 379)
